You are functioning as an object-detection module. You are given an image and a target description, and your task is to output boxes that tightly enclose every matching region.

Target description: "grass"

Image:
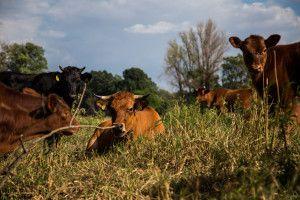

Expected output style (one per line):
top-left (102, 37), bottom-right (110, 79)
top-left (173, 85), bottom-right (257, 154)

top-left (0, 103), bottom-right (299, 199)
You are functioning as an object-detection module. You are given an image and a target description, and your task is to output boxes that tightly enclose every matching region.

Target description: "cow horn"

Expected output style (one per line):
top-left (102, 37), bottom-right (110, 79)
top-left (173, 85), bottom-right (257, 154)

top-left (94, 94), bottom-right (112, 100)
top-left (134, 94), bottom-right (150, 99)
top-left (59, 65), bottom-right (64, 71)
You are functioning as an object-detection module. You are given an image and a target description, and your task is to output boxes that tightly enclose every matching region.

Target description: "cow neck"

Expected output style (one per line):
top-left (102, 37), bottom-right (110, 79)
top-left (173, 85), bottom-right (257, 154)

top-left (20, 117), bottom-right (51, 141)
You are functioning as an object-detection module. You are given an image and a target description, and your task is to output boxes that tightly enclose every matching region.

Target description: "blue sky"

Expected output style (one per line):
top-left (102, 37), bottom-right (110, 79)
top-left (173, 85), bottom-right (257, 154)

top-left (0, 0), bottom-right (299, 91)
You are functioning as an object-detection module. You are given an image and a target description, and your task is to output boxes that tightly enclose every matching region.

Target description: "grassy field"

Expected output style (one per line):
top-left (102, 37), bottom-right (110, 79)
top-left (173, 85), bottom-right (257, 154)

top-left (0, 103), bottom-right (299, 199)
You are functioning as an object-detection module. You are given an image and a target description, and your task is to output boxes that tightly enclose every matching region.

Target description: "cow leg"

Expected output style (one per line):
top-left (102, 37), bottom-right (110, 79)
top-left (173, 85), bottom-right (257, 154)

top-left (86, 130), bottom-right (101, 152)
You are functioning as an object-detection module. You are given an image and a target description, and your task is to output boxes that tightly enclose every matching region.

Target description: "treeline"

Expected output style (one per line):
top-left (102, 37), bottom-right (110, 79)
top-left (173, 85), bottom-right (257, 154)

top-left (82, 68), bottom-right (174, 115)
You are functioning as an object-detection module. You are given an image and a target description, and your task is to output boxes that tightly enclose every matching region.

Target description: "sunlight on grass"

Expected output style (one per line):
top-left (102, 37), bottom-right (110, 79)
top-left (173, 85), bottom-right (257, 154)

top-left (1, 104), bottom-right (299, 199)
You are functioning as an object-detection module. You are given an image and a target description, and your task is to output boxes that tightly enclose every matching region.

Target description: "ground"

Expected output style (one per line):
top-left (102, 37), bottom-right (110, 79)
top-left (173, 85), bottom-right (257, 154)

top-left (0, 103), bottom-right (299, 199)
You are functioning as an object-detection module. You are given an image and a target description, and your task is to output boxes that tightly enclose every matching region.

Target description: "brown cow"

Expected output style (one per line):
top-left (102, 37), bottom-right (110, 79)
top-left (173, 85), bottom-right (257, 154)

top-left (229, 34), bottom-right (300, 122)
top-left (0, 84), bottom-right (79, 153)
top-left (196, 87), bottom-right (253, 112)
top-left (86, 91), bottom-right (165, 153)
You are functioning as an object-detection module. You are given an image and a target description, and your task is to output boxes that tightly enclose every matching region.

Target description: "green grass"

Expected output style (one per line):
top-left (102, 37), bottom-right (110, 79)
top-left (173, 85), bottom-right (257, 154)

top-left (0, 103), bottom-right (299, 199)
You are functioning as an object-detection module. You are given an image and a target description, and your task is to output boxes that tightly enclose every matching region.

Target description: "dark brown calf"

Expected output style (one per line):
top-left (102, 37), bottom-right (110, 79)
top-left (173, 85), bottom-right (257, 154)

top-left (0, 84), bottom-right (79, 153)
top-left (229, 34), bottom-right (300, 122)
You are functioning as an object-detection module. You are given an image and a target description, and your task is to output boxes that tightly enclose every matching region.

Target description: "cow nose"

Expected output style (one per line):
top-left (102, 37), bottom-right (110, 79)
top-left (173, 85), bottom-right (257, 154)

top-left (113, 123), bottom-right (126, 133)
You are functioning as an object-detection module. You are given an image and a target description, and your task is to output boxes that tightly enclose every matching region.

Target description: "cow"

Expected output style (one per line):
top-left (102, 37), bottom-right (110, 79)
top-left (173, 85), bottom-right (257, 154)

top-left (0, 84), bottom-right (79, 153)
top-left (0, 66), bottom-right (92, 106)
top-left (86, 91), bottom-right (165, 153)
top-left (0, 66), bottom-right (92, 149)
top-left (229, 34), bottom-right (300, 123)
top-left (196, 87), bottom-right (253, 113)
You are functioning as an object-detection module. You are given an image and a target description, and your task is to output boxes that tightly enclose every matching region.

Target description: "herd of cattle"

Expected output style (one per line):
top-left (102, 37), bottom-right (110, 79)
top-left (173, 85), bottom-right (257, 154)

top-left (0, 34), bottom-right (299, 156)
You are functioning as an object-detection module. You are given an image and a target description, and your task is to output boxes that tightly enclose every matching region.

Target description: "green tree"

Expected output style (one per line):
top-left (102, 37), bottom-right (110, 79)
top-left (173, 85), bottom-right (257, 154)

top-left (0, 42), bottom-right (47, 73)
top-left (88, 70), bottom-right (122, 95)
top-left (119, 67), bottom-right (158, 92)
top-left (221, 54), bottom-right (251, 89)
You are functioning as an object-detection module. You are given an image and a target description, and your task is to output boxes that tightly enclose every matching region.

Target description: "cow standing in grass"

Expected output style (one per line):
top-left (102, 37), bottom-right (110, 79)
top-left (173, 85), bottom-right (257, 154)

top-left (229, 34), bottom-right (300, 123)
top-left (86, 91), bottom-right (165, 153)
top-left (196, 87), bottom-right (253, 113)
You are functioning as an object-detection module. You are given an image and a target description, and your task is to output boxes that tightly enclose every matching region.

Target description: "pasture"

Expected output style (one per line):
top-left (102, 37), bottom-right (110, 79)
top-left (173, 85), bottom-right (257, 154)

top-left (1, 103), bottom-right (299, 199)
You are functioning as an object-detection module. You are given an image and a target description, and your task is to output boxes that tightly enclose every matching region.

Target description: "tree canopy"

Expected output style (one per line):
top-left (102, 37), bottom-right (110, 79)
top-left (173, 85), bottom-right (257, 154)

top-left (221, 54), bottom-right (251, 89)
top-left (0, 42), bottom-right (48, 73)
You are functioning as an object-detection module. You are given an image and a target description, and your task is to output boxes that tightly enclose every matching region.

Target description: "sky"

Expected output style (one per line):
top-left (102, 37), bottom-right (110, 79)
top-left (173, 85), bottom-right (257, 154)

top-left (0, 0), bottom-right (300, 91)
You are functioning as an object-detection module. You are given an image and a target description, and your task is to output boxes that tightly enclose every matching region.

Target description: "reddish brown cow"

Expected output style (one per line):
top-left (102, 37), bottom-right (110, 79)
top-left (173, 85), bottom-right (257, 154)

top-left (86, 91), bottom-right (165, 153)
top-left (0, 83), bottom-right (79, 153)
top-left (196, 87), bottom-right (253, 112)
top-left (229, 34), bottom-right (300, 122)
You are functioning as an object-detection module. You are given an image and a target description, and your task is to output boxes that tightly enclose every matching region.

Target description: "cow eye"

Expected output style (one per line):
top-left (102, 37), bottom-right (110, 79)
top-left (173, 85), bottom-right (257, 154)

top-left (127, 107), bottom-right (134, 112)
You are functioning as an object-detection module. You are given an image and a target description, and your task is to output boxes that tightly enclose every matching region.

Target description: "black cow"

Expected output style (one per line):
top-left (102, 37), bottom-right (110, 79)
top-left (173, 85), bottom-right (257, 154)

top-left (0, 66), bottom-right (92, 150)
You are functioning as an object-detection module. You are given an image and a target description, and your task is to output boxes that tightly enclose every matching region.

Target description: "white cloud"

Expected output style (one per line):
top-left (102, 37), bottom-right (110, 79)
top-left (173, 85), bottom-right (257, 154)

top-left (41, 30), bottom-right (66, 38)
top-left (124, 21), bottom-right (192, 34)
top-left (124, 21), bottom-right (176, 34)
top-left (0, 17), bottom-right (42, 43)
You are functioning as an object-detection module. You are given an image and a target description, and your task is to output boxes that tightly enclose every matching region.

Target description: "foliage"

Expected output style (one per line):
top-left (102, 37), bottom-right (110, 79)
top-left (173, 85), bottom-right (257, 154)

top-left (118, 67), bottom-right (158, 92)
top-left (165, 19), bottom-right (227, 93)
top-left (221, 54), bottom-right (251, 89)
top-left (1, 105), bottom-right (299, 199)
top-left (0, 42), bottom-right (48, 73)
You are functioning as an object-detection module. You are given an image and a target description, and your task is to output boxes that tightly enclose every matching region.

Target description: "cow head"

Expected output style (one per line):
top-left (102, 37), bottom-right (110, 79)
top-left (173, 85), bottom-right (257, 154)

top-left (95, 91), bottom-right (149, 137)
top-left (229, 34), bottom-right (281, 74)
top-left (58, 66), bottom-right (91, 99)
top-left (196, 87), bottom-right (210, 103)
top-left (45, 94), bottom-right (79, 135)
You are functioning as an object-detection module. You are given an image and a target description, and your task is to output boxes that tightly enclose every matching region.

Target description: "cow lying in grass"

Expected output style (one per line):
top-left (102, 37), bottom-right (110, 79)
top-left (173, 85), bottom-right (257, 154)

top-left (0, 83), bottom-right (79, 153)
top-left (86, 91), bottom-right (165, 153)
top-left (196, 87), bottom-right (253, 113)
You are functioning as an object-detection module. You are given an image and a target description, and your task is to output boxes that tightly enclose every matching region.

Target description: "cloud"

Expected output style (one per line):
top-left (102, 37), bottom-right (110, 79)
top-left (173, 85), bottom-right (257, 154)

top-left (124, 21), bottom-right (176, 34)
top-left (124, 21), bottom-right (192, 34)
top-left (0, 0), bottom-right (300, 90)
top-left (41, 30), bottom-right (66, 38)
top-left (0, 17), bottom-right (42, 43)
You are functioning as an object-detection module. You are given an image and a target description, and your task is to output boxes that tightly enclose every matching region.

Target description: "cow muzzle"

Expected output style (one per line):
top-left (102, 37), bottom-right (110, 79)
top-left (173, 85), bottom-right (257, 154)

top-left (113, 123), bottom-right (127, 137)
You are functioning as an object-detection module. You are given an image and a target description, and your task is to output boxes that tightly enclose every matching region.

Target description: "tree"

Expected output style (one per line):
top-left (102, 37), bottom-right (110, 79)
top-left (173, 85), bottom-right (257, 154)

top-left (164, 19), bottom-right (227, 92)
top-left (0, 42), bottom-right (47, 73)
top-left (119, 67), bottom-right (158, 92)
top-left (221, 54), bottom-right (251, 89)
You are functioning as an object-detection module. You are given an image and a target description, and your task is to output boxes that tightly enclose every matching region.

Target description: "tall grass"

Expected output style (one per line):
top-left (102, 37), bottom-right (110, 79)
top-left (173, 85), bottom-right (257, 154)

top-left (0, 103), bottom-right (299, 199)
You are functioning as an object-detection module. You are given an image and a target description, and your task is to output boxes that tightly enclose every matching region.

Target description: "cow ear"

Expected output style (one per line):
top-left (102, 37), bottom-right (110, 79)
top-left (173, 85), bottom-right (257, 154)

top-left (134, 94), bottom-right (150, 110)
top-left (94, 94), bottom-right (112, 110)
top-left (96, 99), bottom-right (108, 110)
top-left (59, 65), bottom-right (64, 72)
top-left (265, 34), bottom-right (280, 49)
top-left (204, 89), bottom-right (210, 94)
top-left (229, 37), bottom-right (242, 48)
top-left (80, 67), bottom-right (86, 73)
top-left (81, 72), bottom-right (92, 83)
top-left (47, 94), bottom-right (59, 112)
